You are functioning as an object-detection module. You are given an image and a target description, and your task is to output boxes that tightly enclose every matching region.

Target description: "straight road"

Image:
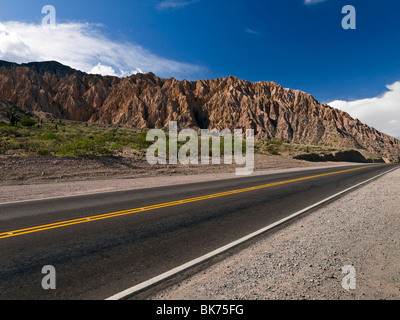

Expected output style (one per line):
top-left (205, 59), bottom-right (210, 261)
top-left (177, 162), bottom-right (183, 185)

top-left (0, 163), bottom-right (396, 299)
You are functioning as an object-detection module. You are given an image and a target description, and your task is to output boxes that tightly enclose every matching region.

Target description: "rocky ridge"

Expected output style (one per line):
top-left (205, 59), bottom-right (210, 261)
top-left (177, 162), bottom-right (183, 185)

top-left (0, 60), bottom-right (399, 161)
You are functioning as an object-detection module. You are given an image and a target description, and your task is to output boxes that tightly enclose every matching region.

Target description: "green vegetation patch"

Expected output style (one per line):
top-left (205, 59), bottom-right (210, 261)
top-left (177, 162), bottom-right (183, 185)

top-left (0, 121), bottom-right (153, 157)
top-left (19, 118), bottom-right (38, 127)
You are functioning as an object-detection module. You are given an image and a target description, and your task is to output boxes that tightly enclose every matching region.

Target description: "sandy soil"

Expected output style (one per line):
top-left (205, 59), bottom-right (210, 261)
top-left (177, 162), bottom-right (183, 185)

top-left (149, 168), bottom-right (400, 300)
top-left (0, 154), bottom-right (356, 203)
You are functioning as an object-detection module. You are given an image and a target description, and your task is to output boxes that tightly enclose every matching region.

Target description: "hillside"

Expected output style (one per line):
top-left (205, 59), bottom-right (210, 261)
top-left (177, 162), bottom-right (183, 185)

top-left (0, 60), bottom-right (399, 161)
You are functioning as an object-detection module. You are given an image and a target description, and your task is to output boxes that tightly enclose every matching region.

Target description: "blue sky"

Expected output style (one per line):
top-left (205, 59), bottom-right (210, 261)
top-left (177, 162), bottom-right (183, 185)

top-left (1, 0), bottom-right (400, 136)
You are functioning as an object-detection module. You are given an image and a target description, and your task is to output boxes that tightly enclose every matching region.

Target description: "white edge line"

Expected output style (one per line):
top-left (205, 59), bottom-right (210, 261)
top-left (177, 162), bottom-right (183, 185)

top-left (105, 165), bottom-right (399, 300)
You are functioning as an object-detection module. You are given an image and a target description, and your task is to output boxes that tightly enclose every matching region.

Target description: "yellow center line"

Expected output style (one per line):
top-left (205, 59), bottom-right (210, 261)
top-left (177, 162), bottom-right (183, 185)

top-left (0, 164), bottom-right (381, 240)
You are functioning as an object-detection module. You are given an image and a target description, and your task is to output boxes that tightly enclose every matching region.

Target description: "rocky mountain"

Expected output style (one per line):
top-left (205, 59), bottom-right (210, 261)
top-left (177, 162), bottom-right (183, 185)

top-left (0, 60), bottom-right (399, 161)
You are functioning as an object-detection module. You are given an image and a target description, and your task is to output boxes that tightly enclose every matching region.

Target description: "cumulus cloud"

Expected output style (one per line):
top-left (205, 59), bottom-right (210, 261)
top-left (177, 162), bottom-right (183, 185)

top-left (89, 63), bottom-right (117, 76)
top-left (0, 21), bottom-right (203, 78)
top-left (329, 82), bottom-right (400, 139)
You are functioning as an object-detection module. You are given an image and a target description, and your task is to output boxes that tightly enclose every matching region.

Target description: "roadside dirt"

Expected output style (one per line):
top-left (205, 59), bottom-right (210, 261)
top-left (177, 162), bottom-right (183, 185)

top-left (0, 154), bottom-right (355, 203)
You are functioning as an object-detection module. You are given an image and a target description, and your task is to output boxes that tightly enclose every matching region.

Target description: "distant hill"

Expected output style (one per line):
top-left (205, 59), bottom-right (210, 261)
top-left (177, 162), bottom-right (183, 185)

top-left (0, 60), bottom-right (399, 161)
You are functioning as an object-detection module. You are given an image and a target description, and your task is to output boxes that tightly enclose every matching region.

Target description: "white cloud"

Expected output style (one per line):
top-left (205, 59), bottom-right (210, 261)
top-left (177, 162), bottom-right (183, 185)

top-left (245, 28), bottom-right (263, 36)
top-left (131, 68), bottom-right (144, 75)
top-left (329, 82), bottom-right (400, 139)
top-left (304, 0), bottom-right (326, 5)
top-left (157, 0), bottom-right (199, 10)
top-left (89, 63), bottom-right (117, 76)
top-left (0, 21), bottom-right (203, 78)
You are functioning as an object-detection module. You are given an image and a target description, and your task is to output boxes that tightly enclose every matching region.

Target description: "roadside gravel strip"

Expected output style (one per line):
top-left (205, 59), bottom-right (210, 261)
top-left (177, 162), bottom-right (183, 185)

top-left (150, 167), bottom-right (400, 300)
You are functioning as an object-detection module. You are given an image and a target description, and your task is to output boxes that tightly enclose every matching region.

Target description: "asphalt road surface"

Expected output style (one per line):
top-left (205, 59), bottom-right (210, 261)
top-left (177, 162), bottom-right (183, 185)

top-left (0, 163), bottom-right (396, 300)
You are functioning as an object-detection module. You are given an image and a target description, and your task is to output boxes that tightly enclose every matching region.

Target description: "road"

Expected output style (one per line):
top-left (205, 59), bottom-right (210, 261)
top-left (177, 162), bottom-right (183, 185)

top-left (0, 163), bottom-right (396, 299)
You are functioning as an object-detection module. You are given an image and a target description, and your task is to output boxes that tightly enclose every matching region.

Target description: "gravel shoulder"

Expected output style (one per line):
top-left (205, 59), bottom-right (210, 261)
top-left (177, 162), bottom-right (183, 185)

top-left (149, 168), bottom-right (400, 300)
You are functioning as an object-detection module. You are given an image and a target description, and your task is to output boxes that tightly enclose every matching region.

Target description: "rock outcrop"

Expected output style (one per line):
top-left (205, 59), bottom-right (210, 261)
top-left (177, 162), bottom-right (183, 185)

top-left (0, 98), bottom-right (34, 123)
top-left (0, 60), bottom-right (399, 161)
top-left (294, 150), bottom-right (385, 163)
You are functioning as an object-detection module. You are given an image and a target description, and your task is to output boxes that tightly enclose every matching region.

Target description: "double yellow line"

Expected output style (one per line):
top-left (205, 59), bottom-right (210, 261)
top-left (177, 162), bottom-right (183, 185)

top-left (0, 165), bottom-right (379, 240)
